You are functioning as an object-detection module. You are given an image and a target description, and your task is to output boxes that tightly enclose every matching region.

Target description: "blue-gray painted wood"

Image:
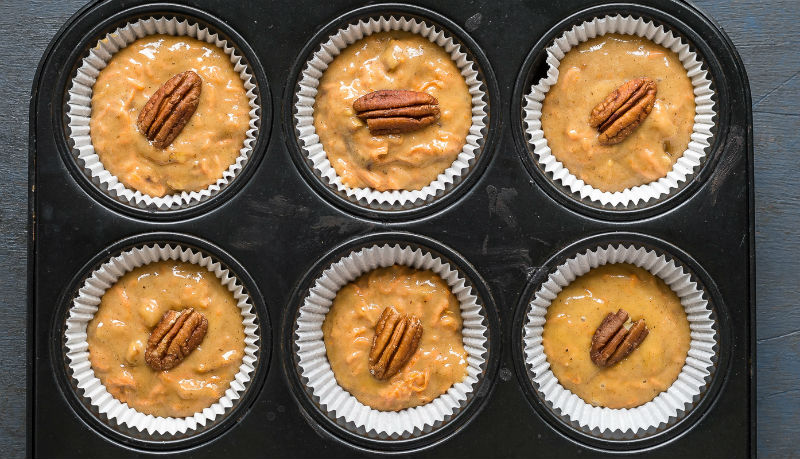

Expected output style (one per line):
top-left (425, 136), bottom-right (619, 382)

top-left (1, 0), bottom-right (796, 457)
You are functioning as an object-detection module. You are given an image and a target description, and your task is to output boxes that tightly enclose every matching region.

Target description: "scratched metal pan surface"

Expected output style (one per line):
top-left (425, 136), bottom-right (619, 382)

top-left (28, 0), bottom-right (754, 457)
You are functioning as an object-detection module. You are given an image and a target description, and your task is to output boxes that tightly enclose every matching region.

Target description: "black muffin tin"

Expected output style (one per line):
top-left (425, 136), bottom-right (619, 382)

top-left (28, 0), bottom-right (754, 457)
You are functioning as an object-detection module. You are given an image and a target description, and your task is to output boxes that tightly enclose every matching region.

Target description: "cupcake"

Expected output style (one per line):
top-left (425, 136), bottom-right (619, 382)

top-left (522, 244), bottom-right (718, 437)
top-left (321, 265), bottom-right (467, 412)
top-left (294, 243), bottom-right (489, 438)
top-left (67, 17), bottom-right (260, 210)
top-left (294, 16), bottom-right (488, 208)
top-left (542, 263), bottom-right (690, 410)
top-left (65, 244), bottom-right (260, 435)
top-left (524, 15), bottom-right (716, 208)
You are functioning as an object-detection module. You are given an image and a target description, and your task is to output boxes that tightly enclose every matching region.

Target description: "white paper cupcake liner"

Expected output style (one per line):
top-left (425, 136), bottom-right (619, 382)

top-left (294, 244), bottom-right (489, 438)
top-left (522, 244), bottom-right (718, 436)
top-left (523, 15), bottom-right (717, 208)
top-left (66, 17), bottom-right (260, 210)
top-left (64, 244), bottom-right (260, 436)
top-left (294, 16), bottom-right (488, 208)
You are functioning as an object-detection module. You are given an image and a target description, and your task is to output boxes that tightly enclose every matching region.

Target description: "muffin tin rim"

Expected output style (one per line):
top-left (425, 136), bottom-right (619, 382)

top-left (281, 2), bottom-right (501, 222)
top-left (281, 230), bottom-right (501, 454)
top-left (53, 2), bottom-right (274, 221)
top-left (510, 2), bottom-right (731, 221)
top-left (49, 232), bottom-right (273, 452)
top-left (511, 231), bottom-right (733, 452)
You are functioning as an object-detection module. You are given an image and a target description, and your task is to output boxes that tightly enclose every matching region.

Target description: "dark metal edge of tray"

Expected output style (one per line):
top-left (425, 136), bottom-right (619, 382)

top-left (27, 1), bottom-right (106, 456)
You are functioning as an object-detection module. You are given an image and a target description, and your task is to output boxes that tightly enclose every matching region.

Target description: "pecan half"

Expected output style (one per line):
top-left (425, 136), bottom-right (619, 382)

top-left (368, 306), bottom-right (423, 380)
top-left (589, 309), bottom-right (649, 367)
top-left (353, 89), bottom-right (440, 135)
top-left (589, 78), bottom-right (657, 145)
top-left (145, 308), bottom-right (208, 371)
top-left (136, 71), bottom-right (202, 149)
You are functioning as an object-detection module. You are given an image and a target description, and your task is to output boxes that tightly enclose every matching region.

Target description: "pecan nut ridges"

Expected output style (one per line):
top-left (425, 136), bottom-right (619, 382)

top-left (353, 89), bottom-right (440, 135)
top-left (589, 78), bottom-right (657, 146)
top-left (136, 70), bottom-right (202, 149)
top-left (145, 308), bottom-right (208, 371)
top-left (589, 309), bottom-right (649, 367)
top-left (368, 306), bottom-right (423, 380)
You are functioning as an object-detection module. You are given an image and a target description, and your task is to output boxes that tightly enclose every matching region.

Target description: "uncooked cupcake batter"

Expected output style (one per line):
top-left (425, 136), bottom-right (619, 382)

top-left (541, 34), bottom-right (695, 192)
top-left (90, 35), bottom-right (251, 197)
top-left (322, 265), bottom-right (467, 411)
top-left (542, 263), bottom-right (690, 409)
top-left (313, 31), bottom-right (472, 191)
top-left (87, 261), bottom-right (245, 418)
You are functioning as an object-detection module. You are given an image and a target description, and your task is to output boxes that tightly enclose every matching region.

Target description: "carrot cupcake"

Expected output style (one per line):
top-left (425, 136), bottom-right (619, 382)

top-left (66, 244), bottom-right (259, 435)
top-left (524, 15), bottom-right (715, 207)
top-left (67, 18), bottom-right (259, 209)
top-left (522, 243), bottom-right (718, 437)
top-left (294, 16), bottom-right (488, 207)
top-left (294, 243), bottom-right (489, 437)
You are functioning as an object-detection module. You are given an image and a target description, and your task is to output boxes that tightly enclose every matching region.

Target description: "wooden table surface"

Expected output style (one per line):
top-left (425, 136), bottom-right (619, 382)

top-left (3, 0), bottom-right (797, 457)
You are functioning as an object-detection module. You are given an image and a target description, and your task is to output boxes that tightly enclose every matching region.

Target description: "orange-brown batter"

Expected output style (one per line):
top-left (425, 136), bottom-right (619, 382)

top-left (313, 31), bottom-right (472, 191)
top-left (542, 264), bottom-right (690, 409)
top-left (90, 35), bottom-right (251, 197)
top-left (321, 265), bottom-right (467, 411)
top-left (541, 34), bottom-right (695, 192)
top-left (87, 261), bottom-right (245, 418)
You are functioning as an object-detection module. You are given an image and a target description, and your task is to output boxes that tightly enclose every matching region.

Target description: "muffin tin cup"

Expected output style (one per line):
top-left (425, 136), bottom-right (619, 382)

top-left (61, 238), bottom-right (264, 442)
top-left (515, 233), bottom-right (728, 448)
top-left (66, 15), bottom-right (262, 212)
top-left (522, 14), bottom-right (717, 211)
top-left (285, 232), bottom-right (500, 450)
top-left (291, 9), bottom-right (491, 214)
